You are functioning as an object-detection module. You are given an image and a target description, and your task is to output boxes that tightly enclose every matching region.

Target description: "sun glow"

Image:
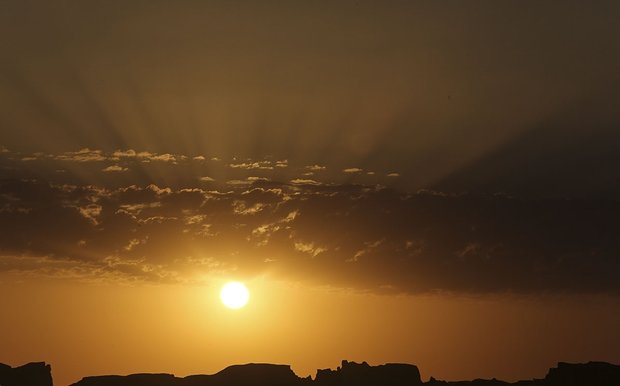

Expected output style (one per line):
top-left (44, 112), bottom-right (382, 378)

top-left (220, 281), bottom-right (250, 309)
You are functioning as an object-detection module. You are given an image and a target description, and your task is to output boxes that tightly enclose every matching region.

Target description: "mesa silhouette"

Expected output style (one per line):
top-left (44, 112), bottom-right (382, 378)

top-left (2, 360), bottom-right (620, 386)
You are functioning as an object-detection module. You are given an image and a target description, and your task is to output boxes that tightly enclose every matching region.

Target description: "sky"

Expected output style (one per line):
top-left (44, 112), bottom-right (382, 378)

top-left (1, 1), bottom-right (620, 385)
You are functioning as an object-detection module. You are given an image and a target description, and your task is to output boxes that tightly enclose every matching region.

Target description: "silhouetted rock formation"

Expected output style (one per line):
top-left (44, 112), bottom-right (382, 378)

top-left (315, 360), bottom-right (422, 386)
top-left (6, 359), bottom-right (620, 386)
top-left (70, 364), bottom-right (303, 386)
top-left (70, 374), bottom-right (179, 386)
top-left (185, 364), bottom-right (303, 386)
top-left (544, 362), bottom-right (620, 386)
top-left (425, 361), bottom-right (620, 386)
top-left (0, 362), bottom-right (53, 386)
top-left (426, 378), bottom-right (515, 386)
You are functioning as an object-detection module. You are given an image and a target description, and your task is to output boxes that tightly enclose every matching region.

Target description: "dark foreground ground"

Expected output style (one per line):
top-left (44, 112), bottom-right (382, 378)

top-left (2, 359), bottom-right (619, 386)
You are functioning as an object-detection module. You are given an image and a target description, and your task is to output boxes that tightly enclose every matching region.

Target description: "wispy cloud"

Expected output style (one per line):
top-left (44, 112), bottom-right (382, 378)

top-left (229, 161), bottom-right (273, 170)
top-left (102, 165), bottom-right (128, 172)
top-left (55, 148), bottom-right (108, 162)
top-left (343, 167), bottom-right (363, 173)
top-left (112, 149), bottom-right (181, 163)
top-left (305, 165), bottom-right (326, 172)
top-left (290, 179), bottom-right (322, 186)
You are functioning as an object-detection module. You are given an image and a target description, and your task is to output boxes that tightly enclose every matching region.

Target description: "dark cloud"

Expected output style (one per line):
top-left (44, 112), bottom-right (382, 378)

top-left (1, 174), bottom-right (619, 293)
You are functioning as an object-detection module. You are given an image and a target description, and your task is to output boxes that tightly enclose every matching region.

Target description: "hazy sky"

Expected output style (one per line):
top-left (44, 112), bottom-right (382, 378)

top-left (1, 1), bottom-right (620, 385)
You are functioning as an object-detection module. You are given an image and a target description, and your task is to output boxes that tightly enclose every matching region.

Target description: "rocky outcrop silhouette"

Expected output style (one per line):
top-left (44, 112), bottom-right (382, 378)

top-left (543, 361), bottom-right (620, 386)
top-left (3, 360), bottom-right (620, 386)
top-left (184, 364), bottom-right (303, 386)
top-left (0, 362), bottom-right (53, 386)
top-left (70, 364), bottom-right (303, 386)
top-left (69, 361), bottom-right (420, 386)
top-left (315, 360), bottom-right (422, 386)
top-left (425, 361), bottom-right (620, 386)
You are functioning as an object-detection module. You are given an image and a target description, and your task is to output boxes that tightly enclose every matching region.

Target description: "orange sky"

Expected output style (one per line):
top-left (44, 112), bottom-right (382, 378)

top-left (2, 274), bottom-right (619, 386)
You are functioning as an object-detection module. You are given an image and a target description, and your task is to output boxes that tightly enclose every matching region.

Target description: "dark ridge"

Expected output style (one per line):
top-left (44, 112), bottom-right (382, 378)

top-left (544, 361), bottom-right (620, 386)
top-left (69, 364), bottom-right (303, 386)
top-left (315, 360), bottom-right (422, 386)
top-left (0, 362), bottom-right (53, 386)
top-left (2, 360), bottom-right (620, 386)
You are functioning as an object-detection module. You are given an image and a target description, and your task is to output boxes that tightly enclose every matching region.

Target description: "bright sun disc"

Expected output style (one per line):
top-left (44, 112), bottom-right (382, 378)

top-left (220, 281), bottom-right (250, 309)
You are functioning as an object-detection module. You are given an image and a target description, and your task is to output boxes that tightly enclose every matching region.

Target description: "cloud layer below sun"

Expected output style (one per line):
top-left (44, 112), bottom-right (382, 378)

top-left (1, 148), bottom-right (619, 294)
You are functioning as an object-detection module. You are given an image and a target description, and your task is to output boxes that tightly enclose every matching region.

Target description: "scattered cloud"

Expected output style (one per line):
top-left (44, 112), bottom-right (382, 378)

top-left (55, 148), bottom-right (107, 162)
top-left (229, 161), bottom-right (273, 170)
top-left (294, 241), bottom-right (327, 257)
top-left (343, 167), bottom-right (363, 173)
top-left (226, 179), bottom-right (255, 186)
top-left (247, 176), bottom-right (270, 182)
top-left (112, 149), bottom-right (180, 163)
top-left (102, 165), bottom-right (128, 172)
top-left (112, 149), bottom-right (138, 158)
top-left (305, 165), bottom-right (326, 171)
top-left (387, 172), bottom-right (400, 177)
top-left (233, 201), bottom-right (268, 215)
top-left (290, 179), bottom-right (322, 185)
top-left (148, 153), bottom-right (178, 162)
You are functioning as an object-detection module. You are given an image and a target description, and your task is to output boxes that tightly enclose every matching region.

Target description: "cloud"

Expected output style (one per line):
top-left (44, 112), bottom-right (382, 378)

top-left (111, 149), bottom-right (180, 163)
top-left (290, 179), bottom-right (322, 186)
top-left (11, 149), bottom-right (189, 167)
top-left (233, 201), bottom-right (268, 215)
top-left (294, 241), bottom-right (327, 257)
top-left (305, 165), bottom-right (326, 171)
top-left (226, 179), bottom-right (258, 186)
top-left (229, 161), bottom-right (273, 170)
top-left (346, 239), bottom-right (384, 263)
top-left (112, 149), bottom-right (138, 158)
top-left (3, 146), bottom-right (620, 293)
top-left (147, 153), bottom-right (178, 162)
top-left (102, 165), bottom-right (128, 172)
top-left (343, 168), bottom-right (363, 173)
top-left (1, 178), bottom-right (619, 293)
top-left (55, 148), bottom-right (108, 162)
top-left (247, 176), bottom-right (270, 182)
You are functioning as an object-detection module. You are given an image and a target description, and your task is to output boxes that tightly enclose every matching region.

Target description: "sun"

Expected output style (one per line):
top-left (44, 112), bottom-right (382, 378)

top-left (220, 281), bottom-right (250, 309)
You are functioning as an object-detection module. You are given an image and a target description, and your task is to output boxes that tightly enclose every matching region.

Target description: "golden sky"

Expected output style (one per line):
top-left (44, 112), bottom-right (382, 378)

top-left (1, 1), bottom-right (620, 385)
